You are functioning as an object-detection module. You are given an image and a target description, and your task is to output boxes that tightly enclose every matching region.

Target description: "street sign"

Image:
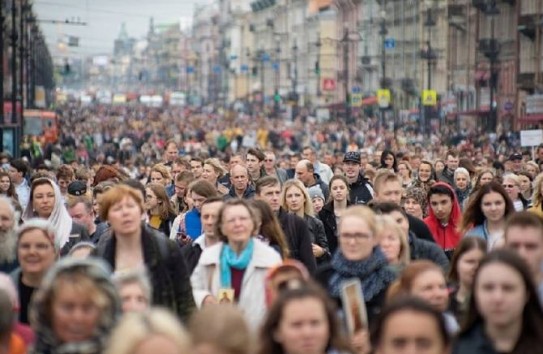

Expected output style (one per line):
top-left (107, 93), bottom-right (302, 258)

top-left (520, 130), bottom-right (543, 147)
top-left (352, 86), bottom-right (361, 94)
top-left (351, 93), bottom-right (363, 107)
top-left (240, 64), bottom-right (249, 72)
top-left (504, 101), bottom-right (514, 112)
top-left (213, 65), bottom-right (222, 74)
top-left (272, 62), bottom-right (280, 71)
top-left (422, 89), bottom-right (437, 106)
top-left (322, 78), bottom-right (336, 91)
top-left (377, 89), bottom-right (391, 108)
top-left (384, 38), bottom-right (396, 49)
top-left (186, 66), bottom-right (194, 74)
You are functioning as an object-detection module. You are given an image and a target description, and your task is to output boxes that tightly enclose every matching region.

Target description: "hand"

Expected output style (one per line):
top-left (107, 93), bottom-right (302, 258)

top-left (351, 329), bottom-right (371, 354)
top-left (202, 295), bottom-right (218, 306)
top-left (312, 243), bottom-right (324, 258)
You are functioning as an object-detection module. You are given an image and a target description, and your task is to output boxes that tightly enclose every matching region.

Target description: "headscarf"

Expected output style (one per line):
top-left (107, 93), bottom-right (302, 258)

top-left (404, 187), bottom-right (428, 218)
top-left (30, 257), bottom-right (121, 354)
top-left (22, 178), bottom-right (73, 251)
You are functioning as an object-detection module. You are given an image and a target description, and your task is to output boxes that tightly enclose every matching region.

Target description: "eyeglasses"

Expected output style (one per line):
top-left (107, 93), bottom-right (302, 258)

top-left (502, 184), bottom-right (518, 189)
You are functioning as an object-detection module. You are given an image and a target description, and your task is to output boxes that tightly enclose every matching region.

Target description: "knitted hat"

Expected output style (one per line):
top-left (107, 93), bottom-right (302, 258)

top-left (308, 186), bottom-right (325, 201)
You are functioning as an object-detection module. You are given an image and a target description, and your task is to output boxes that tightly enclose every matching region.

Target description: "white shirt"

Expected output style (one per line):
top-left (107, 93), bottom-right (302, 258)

top-left (15, 179), bottom-right (30, 211)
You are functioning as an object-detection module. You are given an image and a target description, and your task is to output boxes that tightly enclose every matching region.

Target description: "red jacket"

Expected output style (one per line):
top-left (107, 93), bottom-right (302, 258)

top-left (424, 182), bottom-right (462, 250)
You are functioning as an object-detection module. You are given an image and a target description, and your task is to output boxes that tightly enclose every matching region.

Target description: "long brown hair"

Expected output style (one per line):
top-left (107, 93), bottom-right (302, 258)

top-left (386, 260), bottom-right (443, 302)
top-left (0, 171), bottom-right (18, 200)
top-left (258, 283), bottom-right (354, 354)
top-left (250, 199), bottom-right (290, 259)
top-left (448, 237), bottom-right (487, 284)
top-left (461, 249), bottom-right (543, 352)
top-left (146, 183), bottom-right (175, 220)
top-left (459, 181), bottom-right (514, 234)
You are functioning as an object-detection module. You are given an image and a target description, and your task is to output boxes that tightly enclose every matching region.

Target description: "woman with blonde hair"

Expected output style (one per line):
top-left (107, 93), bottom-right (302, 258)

top-left (281, 179), bottom-right (329, 263)
top-left (376, 215), bottom-right (410, 273)
top-left (202, 158), bottom-right (229, 195)
top-left (528, 173), bottom-right (543, 218)
top-left (149, 164), bottom-right (172, 187)
top-left (105, 308), bottom-right (192, 354)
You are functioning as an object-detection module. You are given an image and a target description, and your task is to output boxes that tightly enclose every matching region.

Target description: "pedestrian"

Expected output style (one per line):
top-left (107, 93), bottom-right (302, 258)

top-left (112, 269), bottom-right (152, 313)
top-left (319, 175), bottom-right (351, 255)
top-left (145, 183), bottom-right (176, 237)
top-left (202, 158), bottom-right (229, 196)
top-left (250, 199), bottom-right (291, 259)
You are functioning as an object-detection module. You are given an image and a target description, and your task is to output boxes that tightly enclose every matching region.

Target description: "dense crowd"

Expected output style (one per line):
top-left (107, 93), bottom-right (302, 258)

top-left (1, 104), bottom-right (543, 354)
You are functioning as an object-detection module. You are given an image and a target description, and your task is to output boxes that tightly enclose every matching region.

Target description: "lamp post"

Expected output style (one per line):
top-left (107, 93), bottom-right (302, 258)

top-left (421, 0), bottom-right (437, 136)
top-left (341, 27), bottom-right (351, 124)
top-left (0, 1), bottom-right (4, 151)
top-left (274, 36), bottom-right (280, 118)
top-left (10, 0), bottom-right (19, 157)
top-left (315, 33), bottom-right (322, 103)
top-left (379, 9), bottom-right (388, 132)
top-left (291, 40), bottom-right (298, 120)
top-left (486, 1), bottom-right (500, 132)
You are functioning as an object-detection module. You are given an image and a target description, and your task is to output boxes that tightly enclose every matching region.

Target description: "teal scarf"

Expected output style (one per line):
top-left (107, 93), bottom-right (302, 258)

top-left (220, 239), bottom-right (254, 288)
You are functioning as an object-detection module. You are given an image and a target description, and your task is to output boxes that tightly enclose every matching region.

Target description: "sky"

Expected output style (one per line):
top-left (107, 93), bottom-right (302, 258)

top-left (33, 0), bottom-right (206, 60)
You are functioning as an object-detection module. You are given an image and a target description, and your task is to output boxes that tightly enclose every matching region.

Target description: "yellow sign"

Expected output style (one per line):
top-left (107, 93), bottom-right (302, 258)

top-left (351, 93), bottom-right (362, 107)
top-left (422, 90), bottom-right (437, 106)
top-left (377, 89), bottom-right (391, 108)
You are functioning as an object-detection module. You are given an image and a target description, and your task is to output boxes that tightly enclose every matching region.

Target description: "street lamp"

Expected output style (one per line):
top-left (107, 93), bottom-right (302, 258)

top-left (379, 9), bottom-right (388, 132)
top-left (274, 35), bottom-right (281, 118)
top-left (420, 0), bottom-right (437, 135)
top-left (315, 32), bottom-right (322, 102)
top-left (291, 39), bottom-right (298, 120)
top-left (482, 0), bottom-right (500, 132)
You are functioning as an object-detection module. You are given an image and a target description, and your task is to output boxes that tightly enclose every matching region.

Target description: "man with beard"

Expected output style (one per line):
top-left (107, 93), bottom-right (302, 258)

top-left (0, 196), bottom-right (18, 273)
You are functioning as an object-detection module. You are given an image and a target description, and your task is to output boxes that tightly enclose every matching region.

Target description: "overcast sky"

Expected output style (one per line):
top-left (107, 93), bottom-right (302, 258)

top-left (33, 0), bottom-right (206, 60)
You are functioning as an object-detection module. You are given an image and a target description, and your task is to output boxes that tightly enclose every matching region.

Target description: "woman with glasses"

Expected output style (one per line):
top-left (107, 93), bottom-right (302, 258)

top-left (316, 205), bottom-right (396, 326)
top-left (191, 199), bottom-right (282, 328)
top-left (460, 182), bottom-right (514, 251)
top-left (502, 173), bottom-right (528, 211)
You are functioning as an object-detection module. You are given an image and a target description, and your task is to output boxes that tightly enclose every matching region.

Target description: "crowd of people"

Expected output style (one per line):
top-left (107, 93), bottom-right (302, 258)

top-left (0, 103), bottom-right (543, 354)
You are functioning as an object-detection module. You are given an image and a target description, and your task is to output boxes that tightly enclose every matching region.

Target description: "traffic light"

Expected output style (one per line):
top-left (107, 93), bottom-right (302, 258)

top-left (314, 61), bottom-right (320, 75)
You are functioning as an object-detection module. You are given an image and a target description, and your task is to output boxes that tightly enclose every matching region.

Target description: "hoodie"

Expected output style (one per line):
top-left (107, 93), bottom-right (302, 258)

top-left (424, 182), bottom-right (462, 251)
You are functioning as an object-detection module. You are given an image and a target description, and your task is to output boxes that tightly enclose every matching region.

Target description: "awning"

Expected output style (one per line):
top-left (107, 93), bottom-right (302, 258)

top-left (446, 109), bottom-right (489, 119)
top-left (361, 96), bottom-right (377, 105)
top-left (517, 114), bottom-right (543, 123)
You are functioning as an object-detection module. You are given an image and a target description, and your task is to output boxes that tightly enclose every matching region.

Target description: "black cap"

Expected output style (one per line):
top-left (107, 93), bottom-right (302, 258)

top-left (508, 153), bottom-right (522, 161)
top-left (343, 151), bottom-right (361, 164)
top-left (67, 180), bottom-right (87, 196)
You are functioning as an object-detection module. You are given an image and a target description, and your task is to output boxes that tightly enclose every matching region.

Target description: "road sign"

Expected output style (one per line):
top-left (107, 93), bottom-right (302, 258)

top-left (384, 38), bottom-right (396, 49)
top-left (322, 78), bottom-right (336, 91)
top-left (352, 86), bottom-right (361, 94)
top-left (272, 62), bottom-right (280, 71)
top-left (240, 64), bottom-right (249, 72)
top-left (377, 89), bottom-right (391, 108)
top-left (520, 130), bottom-right (543, 147)
top-left (213, 65), bottom-right (222, 74)
top-left (504, 101), bottom-right (514, 112)
top-left (351, 93), bottom-right (363, 107)
top-left (422, 89), bottom-right (437, 106)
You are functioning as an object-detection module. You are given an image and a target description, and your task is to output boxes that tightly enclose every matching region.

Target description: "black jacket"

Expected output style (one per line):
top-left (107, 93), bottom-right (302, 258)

top-left (277, 209), bottom-right (317, 274)
top-left (409, 232), bottom-right (449, 271)
top-left (227, 184), bottom-right (256, 199)
top-left (308, 173), bottom-right (330, 201)
top-left (319, 201), bottom-right (352, 255)
top-left (438, 167), bottom-right (455, 187)
top-left (349, 173), bottom-right (374, 205)
top-left (407, 214), bottom-right (435, 243)
top-left (453, 323), bottom-right (499, 354)
top-left (181, 241), bottom-right (203, 275)
top-left (304, 214), bottom-right (331, 264)
top-left (60, 221), bottom-right (90, 256)
top-left (93, 224), bottom-right (196, 323)
top-left (152, 212), bottom-right (177, 238)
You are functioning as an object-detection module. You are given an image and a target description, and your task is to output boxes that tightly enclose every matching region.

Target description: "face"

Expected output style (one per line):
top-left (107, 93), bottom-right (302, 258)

top-left (397, 164), bottom-right (409, 178)
top-left (343, 161), bottom-right (361, 180)
top-left (220, 204), bottom-right (254, 244)
top-left (0, 202), bottom-right (14, 232)
top-left (200, 201), bottom-right (222, 237)
top-left (190, 161), bottom-right (203, 178)
top-left (379, 230), bottom-right (401, 264)
top-left (312, 198), bottom-right (324, 213)
top-left (18, 229), bottom-right (56, 275)
top-left (68, 203), bottom-right (94, 231)
top-left (479, 172), bottom-right (494, 186)
top-left (274, 298), bottom-right (329, 354)
top-left (475, 263), bottom-right (527, 328)
top-left (246, 153), bottom-right (262, 174)
top-left (107, 196), bottom-right (144, 236)
top-left (230, 167), bottom-right (249, 190)
top-left (164, 143), bottom-right (178, 162)
top-left (174, 181), bottom-right (187, 198)
top-left (505, 226), bottom-right (543, 278)
top-left (384, 154), bottom-right (394, 168)
top-left (290, 156), bottom-right (300, 169)
top-left (296, 165), bottom-right (312, 185)
top-left (446, 155), bottom-right (459, 171)
top-left (511, 159), bottom-right (522, 172)
top-left (191, 191), bottom-right (207, 213)
top-left (58, 178), bottom-right (71, 194)
top-left (229, 156), bottom-right (243, 169)
top-left (51, 283), bottom-right (102, 343)
top-left (429, 194), bottom-right (453, 224)
top-left (410, 270), bottom-right (449, 312)
top-left (33, 183), bottom-right (56, 218)
top-left (7, 166), bottom-right (21, 184)
top-left (258, 184), bottom-right (282, 212)
top-left (302, 149), bottom-right (315, 163)
top-left (330, 179), bottom-right (348, 202)
top-left (388, 211), bottom-right (410, 237)
top-left (502, 177), bottom-right (520, 200)
top-left (376, 181), bottom-right (402, 205)
top-left (339, 215), bottom-right (376, 261)
top-left (518, 175), bottom-right (531, 193)
top-left (285, 186), bottom-right (305, 213)
top-left (119, 282), bottom-right (148, 313)
top-left (265, 153), bottom-right (276, 170)
top-left (144, 188), bottom-right (159, 211)
top-left (418, 163), bottom-right (432, 182)
top-left (171, 164), bottom-right (183, 180)
top-left (201, 164), bottom-right (218, 184)
top-left (150, 171), bottom-right (166, 186)
top-left (0, 176), bottom-right (10, 192)
top-left (132, 335), bottom-right (181, 354)
top-left (375, 310), bottom-right (447, 354)
top-left (434, 161), bottom-right (445, 174)
top-left (455, 173), bottom-right (469, 190)
top-left (526, 165), bottom-right (537, 177)
top-left (480, 191), bottom-right (506, 223)
top-left (456, 248), bottom-right (485, 288)
top-left (403, 198), bottom-right (423, 219)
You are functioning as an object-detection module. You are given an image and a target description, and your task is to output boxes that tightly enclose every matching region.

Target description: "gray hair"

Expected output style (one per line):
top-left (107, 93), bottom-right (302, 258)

top-left (16, 218), bottom-right (58, 252)
top-left (0, 196), bottom-right (17, 222)
top-left (112, 268), bottom-right (152, 303)
top-left (454, 167), bottom-right (470, 182)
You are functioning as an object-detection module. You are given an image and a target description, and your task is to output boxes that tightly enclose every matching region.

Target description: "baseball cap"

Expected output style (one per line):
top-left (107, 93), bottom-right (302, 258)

top-left (67, 180), bottom-right (87, 196)
top-left (508, 153), bottom-right (522, 161)
top-left (343, 151), bottom-right (361, 164)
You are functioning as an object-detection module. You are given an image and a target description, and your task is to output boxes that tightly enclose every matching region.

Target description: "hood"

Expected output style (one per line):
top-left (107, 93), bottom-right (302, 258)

top-left (426, 182), bottom-right (462, 227)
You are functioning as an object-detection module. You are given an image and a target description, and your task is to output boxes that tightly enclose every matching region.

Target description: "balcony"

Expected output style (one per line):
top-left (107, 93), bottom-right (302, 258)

top-left (518, 14), bottom-right (538, 40)
top-left (448, 4), bottom-right (467, 31)
top-left (518, 72), bottom-right (535, 90)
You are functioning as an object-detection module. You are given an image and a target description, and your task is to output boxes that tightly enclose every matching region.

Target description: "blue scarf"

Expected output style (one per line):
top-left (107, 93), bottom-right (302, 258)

top-left (220, 239), bottom-right (255, 288)
top-left (329, 247), bottom-right (396, 302)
